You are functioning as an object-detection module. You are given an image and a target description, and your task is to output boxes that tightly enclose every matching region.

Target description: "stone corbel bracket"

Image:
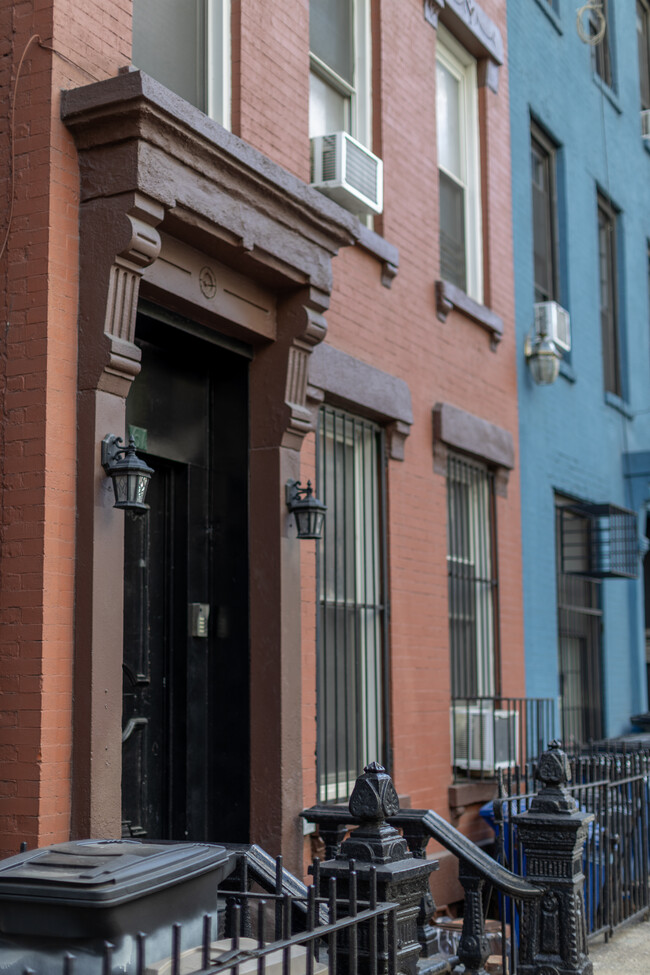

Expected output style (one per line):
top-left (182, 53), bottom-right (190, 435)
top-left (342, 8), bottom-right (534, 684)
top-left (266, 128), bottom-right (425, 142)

top-left (77, 191), bottom-right (164, 397)
top-left (103, 195), bottom-right (164, 387)
top-left (283, 299), bottom-right (330, 450)
top-left (424, 0), bottom-right (504, 93)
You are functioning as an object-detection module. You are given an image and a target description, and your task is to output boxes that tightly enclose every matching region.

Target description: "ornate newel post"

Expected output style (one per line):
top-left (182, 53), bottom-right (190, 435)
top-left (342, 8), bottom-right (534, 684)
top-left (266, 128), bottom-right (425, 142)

top-left (317, 763), bottom-right (438, 975)
top-left (514, 742), bottom-right (593, 975)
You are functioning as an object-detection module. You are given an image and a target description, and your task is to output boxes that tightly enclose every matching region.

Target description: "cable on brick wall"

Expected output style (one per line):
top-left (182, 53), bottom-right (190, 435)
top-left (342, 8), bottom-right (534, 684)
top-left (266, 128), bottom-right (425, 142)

top-left (1, 34), bottom-right (100, 263)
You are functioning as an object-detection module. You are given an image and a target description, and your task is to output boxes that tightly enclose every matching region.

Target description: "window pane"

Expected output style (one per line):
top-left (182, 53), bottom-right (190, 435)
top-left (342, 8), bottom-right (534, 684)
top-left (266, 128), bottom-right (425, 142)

top-left (439, 171), bottom-right (467, 291)
top-left (310, 0), bottom-right (354, 84)
top-left (133, 0), bottom-right (206, 110)
top-left (531, 134), bottom-right (557, 304)
top-left (591, 0), bottom-right (612, 87)
top-left (638, 1), bottom-right (650, 109)
top-left (317, 408), bottom-right (385, 801)
top-left (598, 199), bottom-right (621, 396)
top-left (309, 71), bottom-right (350, 136)
top-left (436, 62), bottom-right (462, 178)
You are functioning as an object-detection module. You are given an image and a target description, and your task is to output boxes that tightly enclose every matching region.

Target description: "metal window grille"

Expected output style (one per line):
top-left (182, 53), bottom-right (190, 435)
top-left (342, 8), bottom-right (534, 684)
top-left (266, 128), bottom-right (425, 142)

top-left (316, 407), bottom-right (388, 802)
top-left (559, 502), bottom-right (639, 579)
top-left (556, 501), bottom-right (604, 748)
top-left (447, 453), bottom-right (499, 700)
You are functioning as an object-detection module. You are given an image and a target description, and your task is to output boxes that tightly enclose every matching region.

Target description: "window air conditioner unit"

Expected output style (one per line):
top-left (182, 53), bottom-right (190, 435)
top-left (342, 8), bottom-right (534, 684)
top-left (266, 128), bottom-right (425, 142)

top-left (642, 109), bottom-right (650, 143)
top-left (452, 705), bottom-right (519, 773)
top-left (310, 131), bottom-right (384, 216)
top-left (533, 301), bottom-right (571, 352)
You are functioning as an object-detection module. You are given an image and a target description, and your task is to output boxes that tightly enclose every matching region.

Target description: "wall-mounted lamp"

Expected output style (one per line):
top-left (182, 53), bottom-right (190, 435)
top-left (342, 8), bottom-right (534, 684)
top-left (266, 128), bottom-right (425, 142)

top-left (286, 479), bottom-right (327, 540)
top-left (101, 434), bottom-right (154, 513)
top-left (524, 301), bottom-right (570, 385)
top-left (524, 331), bottom-right (562, 385)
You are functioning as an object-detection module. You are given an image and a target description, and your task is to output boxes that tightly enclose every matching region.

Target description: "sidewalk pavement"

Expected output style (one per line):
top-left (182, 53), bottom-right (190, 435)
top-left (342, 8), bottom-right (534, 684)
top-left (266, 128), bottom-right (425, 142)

top-left (589, 918), bottom-right (650, 974)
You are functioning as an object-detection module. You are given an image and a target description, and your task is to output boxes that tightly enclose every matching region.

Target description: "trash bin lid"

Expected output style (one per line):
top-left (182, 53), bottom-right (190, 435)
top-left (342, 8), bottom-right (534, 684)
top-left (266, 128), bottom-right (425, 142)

top-left (0, 839), bottom-right (232, 909)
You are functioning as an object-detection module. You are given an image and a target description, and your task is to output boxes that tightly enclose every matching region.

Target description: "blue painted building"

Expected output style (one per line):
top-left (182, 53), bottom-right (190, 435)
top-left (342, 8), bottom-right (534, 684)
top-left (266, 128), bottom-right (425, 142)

top-left (508, 0), bottom-right (650, 744)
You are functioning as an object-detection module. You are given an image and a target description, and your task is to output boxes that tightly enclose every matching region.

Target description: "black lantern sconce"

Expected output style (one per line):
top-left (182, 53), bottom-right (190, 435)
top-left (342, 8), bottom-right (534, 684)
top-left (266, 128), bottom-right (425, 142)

top-left (101, 434), bottom-right (154, 514)
top-left (286, 480), bottom-right (327, 540)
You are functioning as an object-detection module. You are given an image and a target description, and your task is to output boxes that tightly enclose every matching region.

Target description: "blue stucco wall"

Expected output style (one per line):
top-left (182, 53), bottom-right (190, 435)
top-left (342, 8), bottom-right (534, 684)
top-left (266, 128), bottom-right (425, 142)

top-left (508, 0), bottom-right (650, 735)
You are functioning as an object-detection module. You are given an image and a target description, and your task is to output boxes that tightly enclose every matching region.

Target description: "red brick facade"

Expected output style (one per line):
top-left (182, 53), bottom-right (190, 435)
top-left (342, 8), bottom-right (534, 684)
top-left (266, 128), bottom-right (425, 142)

top-left (0, 0), bottom-right (523, 901)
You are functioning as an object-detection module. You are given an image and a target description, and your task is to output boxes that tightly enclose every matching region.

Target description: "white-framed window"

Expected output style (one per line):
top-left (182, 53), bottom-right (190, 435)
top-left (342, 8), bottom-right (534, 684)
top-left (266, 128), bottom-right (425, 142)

top-left (436, 27), bottom-right (483, 303)
top-left (309, 0), bottom-right (372, 148)
top-left (132, 0), bottom-right (231, 129)
top-left (316, 406), bottom-right (387, 802)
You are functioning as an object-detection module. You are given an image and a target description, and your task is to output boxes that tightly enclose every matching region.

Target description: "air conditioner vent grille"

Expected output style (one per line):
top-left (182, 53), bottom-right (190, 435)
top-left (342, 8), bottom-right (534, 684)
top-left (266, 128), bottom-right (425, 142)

top-left (321, 135), bottom-right (338, 182)
top-left (345, 138), bottom-right (380, 204)
top-left (310, 131), bottom-right (383, 216)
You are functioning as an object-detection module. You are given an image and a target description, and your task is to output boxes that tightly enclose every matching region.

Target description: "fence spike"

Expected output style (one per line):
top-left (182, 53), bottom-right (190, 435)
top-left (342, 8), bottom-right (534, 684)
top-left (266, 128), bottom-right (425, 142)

top-left (136, 932), bottom-right (147, 975)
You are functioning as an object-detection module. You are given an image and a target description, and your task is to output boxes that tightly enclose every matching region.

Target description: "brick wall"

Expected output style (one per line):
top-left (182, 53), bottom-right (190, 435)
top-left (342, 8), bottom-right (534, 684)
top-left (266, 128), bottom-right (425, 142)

top-left (295, 0), bottom-right (524, 821)
top-left (0, 0), bottom-right (131, 857)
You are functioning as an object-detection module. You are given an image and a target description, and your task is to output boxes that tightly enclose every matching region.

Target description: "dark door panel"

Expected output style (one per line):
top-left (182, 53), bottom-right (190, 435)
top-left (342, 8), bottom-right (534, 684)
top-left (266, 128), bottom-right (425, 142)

top-left (122, 313), bottom-right (249, 843)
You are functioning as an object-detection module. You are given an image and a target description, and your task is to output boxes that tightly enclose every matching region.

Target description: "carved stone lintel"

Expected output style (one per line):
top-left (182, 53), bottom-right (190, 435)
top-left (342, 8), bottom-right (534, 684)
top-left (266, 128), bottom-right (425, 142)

top-left (425, 0), bottom-right (504, 93)
top-left (432, 401), bottom-right (514, 495)
top-left (424, 0), bottom-right (445, 28)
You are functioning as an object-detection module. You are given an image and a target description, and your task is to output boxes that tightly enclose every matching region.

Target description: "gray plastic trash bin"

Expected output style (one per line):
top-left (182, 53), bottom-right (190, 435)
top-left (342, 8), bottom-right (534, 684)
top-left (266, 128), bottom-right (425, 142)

top-left (0, 839), bottom-right (236, 975)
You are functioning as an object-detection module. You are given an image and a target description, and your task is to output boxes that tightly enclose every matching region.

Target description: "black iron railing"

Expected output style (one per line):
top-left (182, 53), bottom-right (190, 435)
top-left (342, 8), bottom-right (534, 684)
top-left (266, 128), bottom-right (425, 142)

top-left (8, 850), bottom-right (398, 975)
top-left (493, 747), bottom-right (650, 949)
top-left (451, 695), bottom-right (557, 778)
top-left (302, 800), bottom-right (543, 975)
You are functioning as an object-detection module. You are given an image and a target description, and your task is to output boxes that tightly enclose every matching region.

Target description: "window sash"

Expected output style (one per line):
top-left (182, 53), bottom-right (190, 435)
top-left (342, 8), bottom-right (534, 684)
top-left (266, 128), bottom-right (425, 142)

top-left (591, 0), bottom-right (613, 88)
top-left (132, 0), bottom-right (230, 127)
top-left (530, 127), bottom-right (559, 305)
top-left (436, 28), bottom-right (483, 303)
top-left (638, 0), bottom-right (650, 110)
top-left (309, 0), bottom-right (372, 148)
top-left (447, 454), bottom-right (498, 700)
top-left (597, 195), bottom-right (621, 396)
top-left (316, 408), bottom-right (387, 802)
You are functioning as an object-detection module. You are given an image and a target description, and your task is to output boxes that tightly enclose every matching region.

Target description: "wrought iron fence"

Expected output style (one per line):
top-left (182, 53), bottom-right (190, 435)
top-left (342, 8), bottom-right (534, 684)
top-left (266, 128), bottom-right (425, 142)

top-left (490, 746), bottom-right (650, 969)
top-left (451, 695), bottom-right (557, 779)
top-left (5, 856), bottom-right (398, 975)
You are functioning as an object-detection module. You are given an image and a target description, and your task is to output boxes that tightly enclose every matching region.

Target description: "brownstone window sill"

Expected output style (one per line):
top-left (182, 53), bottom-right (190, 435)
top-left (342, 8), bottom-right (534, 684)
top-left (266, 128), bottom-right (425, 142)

top-left (435, 279), bottom-right (504, 349)
top-left (448, 780), bottom-right (498, 817)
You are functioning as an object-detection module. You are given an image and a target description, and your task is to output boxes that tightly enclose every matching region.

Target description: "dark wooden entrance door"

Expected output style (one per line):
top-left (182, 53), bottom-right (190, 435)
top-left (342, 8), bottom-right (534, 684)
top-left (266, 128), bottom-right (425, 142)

top-left (121, 314), bottom-right (250, 842)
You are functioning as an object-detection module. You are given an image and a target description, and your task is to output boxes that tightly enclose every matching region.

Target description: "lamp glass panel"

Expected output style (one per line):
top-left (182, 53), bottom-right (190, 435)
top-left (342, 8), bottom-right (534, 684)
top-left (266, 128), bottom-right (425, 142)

top-left (136, 474), bottom-right (149, 504)
top-left (113, 474), bottom-right (128, 504)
